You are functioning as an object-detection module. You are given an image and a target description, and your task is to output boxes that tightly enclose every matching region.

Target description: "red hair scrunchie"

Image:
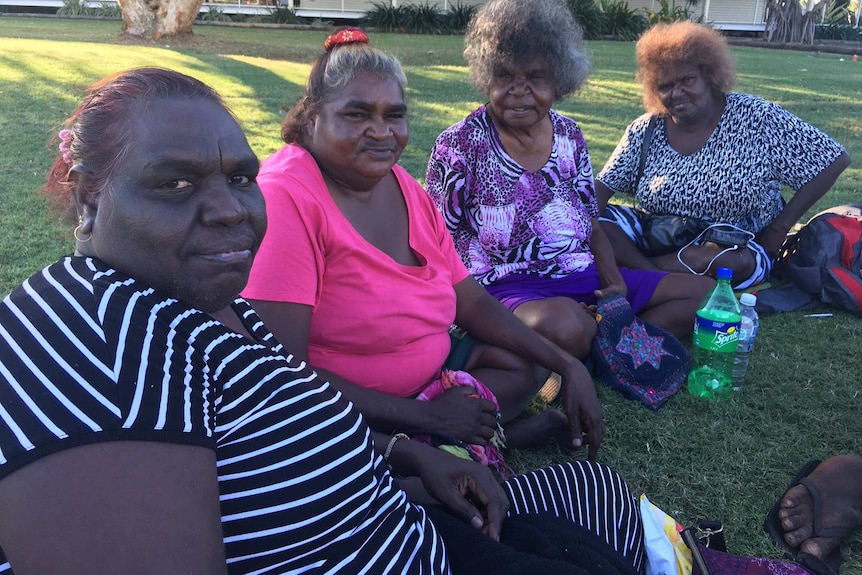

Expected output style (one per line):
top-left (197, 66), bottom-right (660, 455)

top-left (323, 27), bottom-right (369, 51)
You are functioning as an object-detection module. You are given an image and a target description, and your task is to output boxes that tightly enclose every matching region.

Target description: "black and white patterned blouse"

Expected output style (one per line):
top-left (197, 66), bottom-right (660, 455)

top-left (597, 93), bottom-right (846, 233)
top-left (0, 256), bottom-right (448, 574)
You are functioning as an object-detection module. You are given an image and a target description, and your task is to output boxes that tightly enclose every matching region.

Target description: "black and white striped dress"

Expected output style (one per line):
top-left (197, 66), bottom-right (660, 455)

top-left (0, 256), bottom-right (448, 574)
top-left (0, 257), bottom-right (644, 573)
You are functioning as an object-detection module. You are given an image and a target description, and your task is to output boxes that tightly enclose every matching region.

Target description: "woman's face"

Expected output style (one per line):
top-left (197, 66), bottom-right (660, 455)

top-left (656, 64), bottom-right (716, 126)
top-left (78, 97), bottom-right (267, 313)
top-left (306, 71), bottom-right (408, 189)
top-left (487, 58), bottom-right (555, 132)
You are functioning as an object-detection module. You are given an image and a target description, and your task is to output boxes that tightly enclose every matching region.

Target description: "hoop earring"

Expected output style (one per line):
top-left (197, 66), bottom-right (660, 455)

top-left (74, 223), bottom-right (92, 243)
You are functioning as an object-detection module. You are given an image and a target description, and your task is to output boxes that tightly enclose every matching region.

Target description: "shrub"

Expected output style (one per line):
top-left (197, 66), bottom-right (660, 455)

top-left (567, 0), bottom-right (607, 40)
top-left (363, 1), bottom-right (452, 34)
top-left (441, 1), bottom-right (477, 33)
top-left (362, 1), bottom-right (408, 32)
top-left (57, 0), bottom-right (93, 16)
top-left (265, 5), bottom-right (304, 24)
top-left (93, 1), bottom-right (121, 18)
top-left (402, 2), bottom-right (443, 34)
top-left (642, 0), bottom-right (692, 24)
top-left (198, 6), bottom-right (232, 21)
top-left (815, 23), bottom-right (862, 41)
top-left (600, 0), bottom-right (647, 40)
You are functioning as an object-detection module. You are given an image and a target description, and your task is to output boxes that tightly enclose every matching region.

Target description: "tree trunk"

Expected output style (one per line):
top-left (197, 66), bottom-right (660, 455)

top-left (764, 0), bottom-right (827, 44)
top-left (117, 0), bottom-right (205, 38)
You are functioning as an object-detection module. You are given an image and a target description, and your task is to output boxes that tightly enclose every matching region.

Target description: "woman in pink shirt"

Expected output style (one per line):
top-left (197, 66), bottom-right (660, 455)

top-left (243, 29), bottom-right (604, 458)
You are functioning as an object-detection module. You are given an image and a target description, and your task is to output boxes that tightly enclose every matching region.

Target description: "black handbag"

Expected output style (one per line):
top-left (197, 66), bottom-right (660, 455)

top-left (641, 214), bottom-right (711, 256)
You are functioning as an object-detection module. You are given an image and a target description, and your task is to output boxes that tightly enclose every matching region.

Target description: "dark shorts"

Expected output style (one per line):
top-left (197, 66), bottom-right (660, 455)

top-left (484, 263), bottom-right (665, 314)
top-left (444, 327), bottom-right (477, 371)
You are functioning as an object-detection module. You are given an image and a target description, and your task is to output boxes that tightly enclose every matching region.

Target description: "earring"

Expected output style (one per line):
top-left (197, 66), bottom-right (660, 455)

top-left (73, 221), bottom-right (91, 243)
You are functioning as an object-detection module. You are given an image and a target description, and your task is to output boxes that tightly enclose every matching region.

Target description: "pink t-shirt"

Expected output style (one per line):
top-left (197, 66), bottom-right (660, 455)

top-left (243, 144), bottom-right (470, 397)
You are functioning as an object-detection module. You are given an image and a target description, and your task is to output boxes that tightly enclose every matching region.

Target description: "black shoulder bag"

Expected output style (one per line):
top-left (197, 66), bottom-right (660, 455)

top-left (636, 117), bottom-right (751, 256)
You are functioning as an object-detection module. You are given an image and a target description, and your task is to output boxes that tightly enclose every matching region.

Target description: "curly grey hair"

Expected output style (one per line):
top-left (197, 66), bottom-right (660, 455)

top-left (464, 0), bottom-right (590, 100)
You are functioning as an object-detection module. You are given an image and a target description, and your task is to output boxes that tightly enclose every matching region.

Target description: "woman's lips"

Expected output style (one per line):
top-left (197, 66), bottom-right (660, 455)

top-left (198, 249), bottom-right (253, 264)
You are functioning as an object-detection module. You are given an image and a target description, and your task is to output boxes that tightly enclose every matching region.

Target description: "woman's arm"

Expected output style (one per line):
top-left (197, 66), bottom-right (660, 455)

top-left (757, 150), bottom-right (851, 255)
top-left (595, 180), bottom-right (616, 214)
top-left (248, 299), bottom-right (499, 444)
top-left (452, 277), bottom-right (604, 459)
top-left (589, 217), bottom-right (628, 299)
top-left (0, 441), bottom-right (227, 575)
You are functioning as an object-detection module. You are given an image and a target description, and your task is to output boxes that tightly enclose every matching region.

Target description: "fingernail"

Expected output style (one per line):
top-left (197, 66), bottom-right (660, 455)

top-left (470, 516), bottom-right (484, 529)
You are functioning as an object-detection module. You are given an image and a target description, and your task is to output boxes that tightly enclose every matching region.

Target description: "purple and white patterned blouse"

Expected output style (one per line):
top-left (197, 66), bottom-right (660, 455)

top-left (426, 106), bottom-right (598, 286)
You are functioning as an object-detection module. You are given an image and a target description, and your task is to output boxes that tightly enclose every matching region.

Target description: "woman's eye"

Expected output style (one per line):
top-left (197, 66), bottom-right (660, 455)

top-left (161, 179), bottom-right (193, 191)
top-left (230, 174), bottom-right (253, 186)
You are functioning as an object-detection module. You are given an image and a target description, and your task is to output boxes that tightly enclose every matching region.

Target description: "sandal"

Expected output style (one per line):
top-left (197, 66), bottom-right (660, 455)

top-left (763, 460), bottom-right (848, 575)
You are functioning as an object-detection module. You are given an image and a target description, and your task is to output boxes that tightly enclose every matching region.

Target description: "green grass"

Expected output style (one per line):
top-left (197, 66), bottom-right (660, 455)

top-left (1, 17), bottom-right (861, 569)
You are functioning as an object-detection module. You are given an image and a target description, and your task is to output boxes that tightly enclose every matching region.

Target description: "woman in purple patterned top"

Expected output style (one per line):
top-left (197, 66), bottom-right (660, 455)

top-left (426, 0), bottom-right (712, 365)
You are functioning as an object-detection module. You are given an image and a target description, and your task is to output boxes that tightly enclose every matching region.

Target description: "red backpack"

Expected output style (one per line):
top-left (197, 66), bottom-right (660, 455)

top-left (780, 205), bottom-right (862, 316)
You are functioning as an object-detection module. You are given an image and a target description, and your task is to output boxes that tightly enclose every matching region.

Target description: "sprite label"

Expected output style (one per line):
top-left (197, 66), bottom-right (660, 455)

top-left (693, 309), bottom-right (740, 352)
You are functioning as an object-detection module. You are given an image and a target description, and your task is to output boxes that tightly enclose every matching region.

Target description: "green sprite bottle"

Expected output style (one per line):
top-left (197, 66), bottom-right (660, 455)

top-left (687, 267), bottom-right (741, 399)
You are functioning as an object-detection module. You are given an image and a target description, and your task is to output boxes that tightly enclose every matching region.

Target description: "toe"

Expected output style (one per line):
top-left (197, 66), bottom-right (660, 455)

top-left (800, 536), bottom-right (842, 561)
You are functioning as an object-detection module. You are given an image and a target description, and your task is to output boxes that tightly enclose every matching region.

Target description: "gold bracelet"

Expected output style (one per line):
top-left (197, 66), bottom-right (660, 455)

top-left (384, 433), bottom-right (410, 461)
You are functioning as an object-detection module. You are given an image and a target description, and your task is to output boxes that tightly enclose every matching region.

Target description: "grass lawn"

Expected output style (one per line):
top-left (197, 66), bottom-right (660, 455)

top-left (1, 16), bottom-right (861, 569)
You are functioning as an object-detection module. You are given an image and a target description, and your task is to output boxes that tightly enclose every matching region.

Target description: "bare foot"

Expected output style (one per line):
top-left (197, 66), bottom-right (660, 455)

top-left (503, 409), bottom-right (568, 450)
top-left (778, 455), bottom-right (862, 560)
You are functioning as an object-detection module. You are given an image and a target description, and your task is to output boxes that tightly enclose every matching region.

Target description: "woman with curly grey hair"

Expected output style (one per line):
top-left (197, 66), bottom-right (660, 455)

top-left (462, 0), bottom-right (589, 102)
top-left (596, 21), bottom-right (850, 289)
top-left (427, 0), bottom-right (711, 368)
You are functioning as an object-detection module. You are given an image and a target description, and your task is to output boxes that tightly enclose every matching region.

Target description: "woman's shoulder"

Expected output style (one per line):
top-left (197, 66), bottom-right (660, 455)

top-left (724, 92), bottom-right (779, 118)
top-left (393, 165), bottom-right (440, 213)
top-left (3, 256), bottom-right (100, 315)
top-left (627, 112), bottom-right (658, 134)
top-left (434, 105), bottom-right (492, 147)
top-left (259, 144), bottom-right (319, 183)
top-left (258, 144), bottom-right (329, 210)
top-left (549, 108), bottom-right (579, 131)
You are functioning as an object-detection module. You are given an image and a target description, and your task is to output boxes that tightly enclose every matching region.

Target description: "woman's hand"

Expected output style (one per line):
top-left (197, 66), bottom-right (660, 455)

top-left (594, 279), bottom-right (627, 301)
top-left (386, 437), bottom-right (509, 540)
top-left (413, 448), bottom-right (510, 541)
top-left (755, 222), bottom-right (790, 258)
top-left (424, 387), bottom-right (499, 445)
top-left (558, 360), bottom-right (605, 461)
top-left (590, 217), bottom-right (628, 300)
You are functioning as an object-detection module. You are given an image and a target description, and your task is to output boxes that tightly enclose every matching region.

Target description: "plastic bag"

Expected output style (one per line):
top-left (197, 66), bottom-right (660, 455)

top-left (640, 494), bottom-right (692, 575)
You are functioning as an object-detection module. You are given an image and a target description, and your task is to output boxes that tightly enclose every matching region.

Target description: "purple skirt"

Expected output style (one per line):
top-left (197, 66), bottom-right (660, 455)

top-left (484, 264), bottom-right (665, 314)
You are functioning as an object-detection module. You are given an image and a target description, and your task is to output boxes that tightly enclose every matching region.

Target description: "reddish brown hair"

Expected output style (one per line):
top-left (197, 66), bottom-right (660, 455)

top-left (636, 21), bottom-right (736, 115)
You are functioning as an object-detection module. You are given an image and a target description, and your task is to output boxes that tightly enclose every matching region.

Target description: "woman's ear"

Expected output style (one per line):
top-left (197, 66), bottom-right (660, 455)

top-left (68, 167), bottom-right (98, 230)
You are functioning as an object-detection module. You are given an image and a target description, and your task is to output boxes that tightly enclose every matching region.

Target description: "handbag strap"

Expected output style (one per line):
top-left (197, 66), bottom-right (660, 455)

top-left (635, 115), bottom-right (659, 187)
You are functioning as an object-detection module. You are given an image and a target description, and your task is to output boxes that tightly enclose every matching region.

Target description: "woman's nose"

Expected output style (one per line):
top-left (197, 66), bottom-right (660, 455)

top-left (509, 80), bottom-right (528, 95)
top-left (202, 181), bottom-right (248, 226)
top-left (366, 118), bottom-right (393, 138)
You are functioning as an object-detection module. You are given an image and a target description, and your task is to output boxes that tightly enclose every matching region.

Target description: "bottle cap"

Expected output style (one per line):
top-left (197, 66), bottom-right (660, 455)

top-left (739, 292), bottom-right (757, 306)
top-left (716, 267), bottom-right (733, 281)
